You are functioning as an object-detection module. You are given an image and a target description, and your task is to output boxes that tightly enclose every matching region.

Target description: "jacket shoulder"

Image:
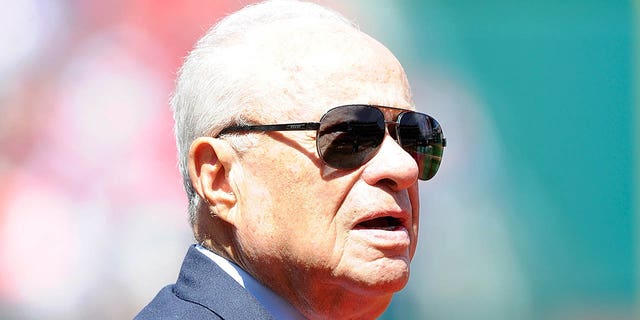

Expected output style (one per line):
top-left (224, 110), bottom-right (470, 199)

top-left (134, 285), bottom-right (222, 320)
top-left (134, 246), bottom-right (274, 320)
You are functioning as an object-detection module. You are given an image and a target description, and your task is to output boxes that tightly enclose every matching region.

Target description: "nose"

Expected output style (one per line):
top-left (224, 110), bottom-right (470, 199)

top-left (361, 134), bottom-right (419, 190)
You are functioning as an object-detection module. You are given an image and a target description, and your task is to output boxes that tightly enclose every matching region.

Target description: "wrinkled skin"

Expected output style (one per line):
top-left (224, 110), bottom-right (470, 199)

top-left (190, 20), bottom-right (420, 319)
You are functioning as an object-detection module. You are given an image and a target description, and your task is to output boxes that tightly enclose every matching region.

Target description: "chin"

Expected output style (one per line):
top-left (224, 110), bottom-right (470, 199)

top-left (343, 257), bottom-right (411, 295)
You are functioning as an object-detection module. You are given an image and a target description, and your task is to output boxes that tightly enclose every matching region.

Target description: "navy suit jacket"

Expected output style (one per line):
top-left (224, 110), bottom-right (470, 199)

top-left (135, 245), bottom-right (274, 320)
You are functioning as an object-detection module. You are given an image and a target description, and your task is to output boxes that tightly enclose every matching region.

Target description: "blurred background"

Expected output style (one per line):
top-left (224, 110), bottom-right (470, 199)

top-left (0, 0), bottom-right (635, 319)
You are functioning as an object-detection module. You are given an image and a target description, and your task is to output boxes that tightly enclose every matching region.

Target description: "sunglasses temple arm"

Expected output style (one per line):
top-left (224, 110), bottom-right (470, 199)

top-left (219, 122), bottom-right (321, 134)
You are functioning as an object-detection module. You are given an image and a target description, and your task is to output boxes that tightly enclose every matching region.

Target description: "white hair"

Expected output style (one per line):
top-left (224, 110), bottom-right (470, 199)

top-left (171, 0), bottom-right (356, 225)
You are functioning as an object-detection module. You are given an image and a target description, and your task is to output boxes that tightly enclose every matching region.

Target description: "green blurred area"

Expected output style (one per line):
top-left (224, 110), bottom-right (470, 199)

top-left (380, 0), bottom-right (634, 319)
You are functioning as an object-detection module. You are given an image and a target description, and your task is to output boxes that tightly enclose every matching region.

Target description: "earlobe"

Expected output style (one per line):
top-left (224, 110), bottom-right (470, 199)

top-left (188, 137), bottom-right (238, 224)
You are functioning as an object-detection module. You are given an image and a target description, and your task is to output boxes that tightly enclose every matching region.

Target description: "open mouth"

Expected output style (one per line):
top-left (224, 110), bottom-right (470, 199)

top-left (355, 216), bottom-right (404, 231)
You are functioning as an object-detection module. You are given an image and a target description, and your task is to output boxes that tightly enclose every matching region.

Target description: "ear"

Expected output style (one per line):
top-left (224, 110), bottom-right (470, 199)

top-left (188, 137), bottom-right (238, 225)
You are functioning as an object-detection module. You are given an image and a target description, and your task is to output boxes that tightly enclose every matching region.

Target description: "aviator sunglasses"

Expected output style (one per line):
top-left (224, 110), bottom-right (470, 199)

top-left (218, 104), bottom-right (446, 180)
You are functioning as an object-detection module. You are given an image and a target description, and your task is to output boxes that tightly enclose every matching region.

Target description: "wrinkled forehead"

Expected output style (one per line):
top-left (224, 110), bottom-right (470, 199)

top-left (236, 19), bottom-right (413, 122)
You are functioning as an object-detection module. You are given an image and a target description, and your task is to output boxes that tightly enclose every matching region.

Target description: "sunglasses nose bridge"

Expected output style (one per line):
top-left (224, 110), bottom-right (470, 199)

top-left (383, 121), bottom-right (402, 146)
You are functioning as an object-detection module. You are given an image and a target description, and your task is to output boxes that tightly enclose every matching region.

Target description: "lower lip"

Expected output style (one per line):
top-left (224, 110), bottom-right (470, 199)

top-left (350, 226), bottom-right (411, 249)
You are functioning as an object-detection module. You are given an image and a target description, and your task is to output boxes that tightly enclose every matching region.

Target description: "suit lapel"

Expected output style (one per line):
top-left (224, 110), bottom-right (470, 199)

top-left (174, 246), bottom-right (274, 320)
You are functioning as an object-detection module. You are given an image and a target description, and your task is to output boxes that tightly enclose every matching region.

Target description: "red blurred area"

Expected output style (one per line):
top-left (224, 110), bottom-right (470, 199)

top-left (0, 1), bottom-right (258, 318)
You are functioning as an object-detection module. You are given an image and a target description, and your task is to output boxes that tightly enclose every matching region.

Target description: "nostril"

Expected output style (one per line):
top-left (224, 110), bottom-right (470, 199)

top-left (378, 178), bottom-right (397, 189)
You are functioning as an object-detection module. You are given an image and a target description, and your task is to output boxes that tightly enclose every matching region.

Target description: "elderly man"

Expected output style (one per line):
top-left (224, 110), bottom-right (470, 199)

top-left (136, 0), bottom-right (445, 319)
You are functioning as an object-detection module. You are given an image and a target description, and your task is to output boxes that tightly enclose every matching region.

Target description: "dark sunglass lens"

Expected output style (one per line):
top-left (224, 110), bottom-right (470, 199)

top-left (397, 112), bottom-right (445, 180)
top-left (317, 106), bottom-right (385, 169)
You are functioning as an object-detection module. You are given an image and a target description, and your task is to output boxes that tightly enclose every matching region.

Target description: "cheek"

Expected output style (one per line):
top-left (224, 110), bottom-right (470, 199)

top-left (238, 141), bottom-right (350, 259)
top-left (242, 136), bottom-right (347, 221)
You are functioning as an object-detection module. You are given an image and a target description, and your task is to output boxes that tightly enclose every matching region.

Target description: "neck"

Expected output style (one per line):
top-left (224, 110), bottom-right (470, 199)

top-left (262, 273), bottom-right (394, 319)
top-left (295, 288), bottom-right (392, 319)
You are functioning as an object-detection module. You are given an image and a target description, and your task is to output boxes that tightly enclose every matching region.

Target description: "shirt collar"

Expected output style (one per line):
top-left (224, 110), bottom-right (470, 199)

top-left (195, 245), bottom-right (306, 320)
